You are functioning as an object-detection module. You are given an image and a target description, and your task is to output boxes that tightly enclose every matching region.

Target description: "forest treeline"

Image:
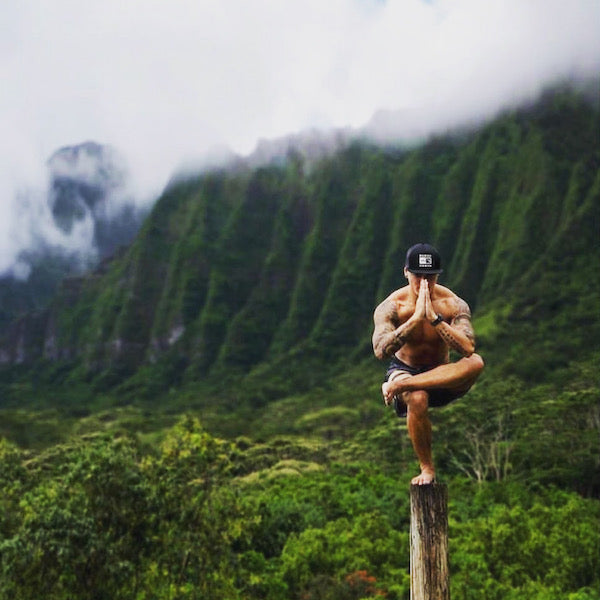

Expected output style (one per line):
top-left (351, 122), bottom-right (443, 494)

top-left (0, 84), bottom-right (599, 598)
top-left (1, 416), bottom-right (599, 599)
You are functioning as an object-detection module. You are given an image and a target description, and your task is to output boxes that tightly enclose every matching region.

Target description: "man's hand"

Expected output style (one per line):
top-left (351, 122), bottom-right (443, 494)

top-left (415, 279), bottom-right (437, 322)
top-left (414, 279), bottom-right (427, 320)
top-left (422, 280), bottom-right (438, 322)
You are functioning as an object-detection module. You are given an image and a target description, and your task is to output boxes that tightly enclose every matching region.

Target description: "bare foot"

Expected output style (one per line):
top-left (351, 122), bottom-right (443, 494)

top-left (411, 468), bottom-right (435, 485)
top-left (382, 381), bottom-right (394, 405)
top-left (382, 377), bottom-right (410, 405)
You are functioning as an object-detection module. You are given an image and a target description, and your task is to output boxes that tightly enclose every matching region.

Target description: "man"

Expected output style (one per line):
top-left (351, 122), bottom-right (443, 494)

top-left (372, 243), bottom-right (484, 485)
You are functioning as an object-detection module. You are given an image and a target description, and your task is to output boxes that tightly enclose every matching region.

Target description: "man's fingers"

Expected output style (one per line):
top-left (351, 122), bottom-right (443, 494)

top-left (426, 288), bottom-right (433, 307)
top-left (418, 279), bottom-right (427, 301)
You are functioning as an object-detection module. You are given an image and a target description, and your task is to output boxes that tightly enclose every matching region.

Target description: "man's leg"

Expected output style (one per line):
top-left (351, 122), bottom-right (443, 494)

top-left (382, 354), bottom-right (484, 485)
top-left (387, 353), bottom-right (484, 398)
top-left (382, 373), bottom-right (436, 485)
top-left (405, 390), bottom-right (435, 485)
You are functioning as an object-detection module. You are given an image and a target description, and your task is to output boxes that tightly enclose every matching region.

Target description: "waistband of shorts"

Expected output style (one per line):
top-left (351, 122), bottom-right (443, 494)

top-left (388, 356), bottom-right (437, 373)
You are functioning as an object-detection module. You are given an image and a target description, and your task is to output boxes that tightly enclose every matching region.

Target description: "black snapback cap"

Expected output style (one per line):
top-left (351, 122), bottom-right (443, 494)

top-left (405, 243), bottom-right (443, 274)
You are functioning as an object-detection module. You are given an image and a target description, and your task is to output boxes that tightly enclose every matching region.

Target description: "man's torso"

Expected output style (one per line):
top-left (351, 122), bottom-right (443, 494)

top-left (391, 284), bottom-right (460, 367)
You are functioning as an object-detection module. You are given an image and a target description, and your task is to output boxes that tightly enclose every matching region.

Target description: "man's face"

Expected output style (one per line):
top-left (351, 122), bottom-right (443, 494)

top-left (404, 268), bottom-right (439, 295)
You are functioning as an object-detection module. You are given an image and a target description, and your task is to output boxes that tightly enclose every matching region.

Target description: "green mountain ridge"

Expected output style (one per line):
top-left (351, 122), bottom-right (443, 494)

top-left (0, 84), bottom-right (599, 600)
top-left (1, 87), bottom-right (598, 390)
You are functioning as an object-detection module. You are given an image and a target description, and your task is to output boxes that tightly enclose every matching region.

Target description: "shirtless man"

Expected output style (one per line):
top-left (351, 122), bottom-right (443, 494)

top-left (372, 243), bottom-right (484, 485)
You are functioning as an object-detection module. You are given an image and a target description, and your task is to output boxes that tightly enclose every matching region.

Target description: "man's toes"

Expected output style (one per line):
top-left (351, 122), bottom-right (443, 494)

top-left (382, 382), bottom-right (393, 404)
top-left (411, 471), bottom-right (435, 485)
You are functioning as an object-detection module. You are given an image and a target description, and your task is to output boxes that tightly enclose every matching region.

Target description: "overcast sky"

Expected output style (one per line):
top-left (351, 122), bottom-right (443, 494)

top-left (1, 0), bottom-right (599, 275)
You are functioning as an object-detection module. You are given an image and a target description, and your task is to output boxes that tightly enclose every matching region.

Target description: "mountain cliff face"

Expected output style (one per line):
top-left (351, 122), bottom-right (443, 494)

top-left (0, 141), bottom-right (146, 336)
top-left (48, 141), bottom-right (143, 260)
top-left (1, 89), bottom-right (598, 396)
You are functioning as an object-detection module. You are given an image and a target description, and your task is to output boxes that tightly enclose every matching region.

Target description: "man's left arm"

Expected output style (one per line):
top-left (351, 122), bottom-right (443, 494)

top-left (428, 294), bottom-right (475, 356)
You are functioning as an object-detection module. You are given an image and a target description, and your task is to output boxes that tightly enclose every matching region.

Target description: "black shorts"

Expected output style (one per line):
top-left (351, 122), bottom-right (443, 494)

top-left (385, 357), bottom-right (465, 418)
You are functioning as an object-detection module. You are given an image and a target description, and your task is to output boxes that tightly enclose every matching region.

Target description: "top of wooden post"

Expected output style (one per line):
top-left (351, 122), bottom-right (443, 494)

top-left (410, 482), bottom-right (449, 600)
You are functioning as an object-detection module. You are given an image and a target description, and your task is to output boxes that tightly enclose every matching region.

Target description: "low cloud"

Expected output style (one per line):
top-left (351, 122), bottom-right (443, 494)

top-left (1, 142), bottom-right (140, 278)
top-left (2, 0), bottom-right (599, 274)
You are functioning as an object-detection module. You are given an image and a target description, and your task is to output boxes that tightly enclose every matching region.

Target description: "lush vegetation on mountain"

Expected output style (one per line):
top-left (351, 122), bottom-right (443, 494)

top-left (0, 85), bottom-right (599, 599)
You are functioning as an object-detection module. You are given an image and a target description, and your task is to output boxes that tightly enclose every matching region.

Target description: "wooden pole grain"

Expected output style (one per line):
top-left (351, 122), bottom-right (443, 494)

top-left (410, 482), bottom-right (450, 600)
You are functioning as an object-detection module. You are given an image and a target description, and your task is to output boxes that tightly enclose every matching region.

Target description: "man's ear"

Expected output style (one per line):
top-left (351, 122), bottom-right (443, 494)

top-left (403, 267), bottom-right (409, 279)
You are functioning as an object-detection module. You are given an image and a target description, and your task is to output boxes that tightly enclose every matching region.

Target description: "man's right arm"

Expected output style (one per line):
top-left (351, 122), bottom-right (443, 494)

top-left (372, 298), bottom-right (417, 360)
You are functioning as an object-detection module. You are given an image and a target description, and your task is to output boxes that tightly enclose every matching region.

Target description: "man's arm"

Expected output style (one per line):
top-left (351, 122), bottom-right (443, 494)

top-left (433, 298), bottom-right (476, 357)
top-left (372, 297), bottom-right (419, 360)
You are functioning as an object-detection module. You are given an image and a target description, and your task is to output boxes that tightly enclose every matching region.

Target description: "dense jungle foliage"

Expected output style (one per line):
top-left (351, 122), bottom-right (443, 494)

top-left (0, 85), bottom-right (599, 598)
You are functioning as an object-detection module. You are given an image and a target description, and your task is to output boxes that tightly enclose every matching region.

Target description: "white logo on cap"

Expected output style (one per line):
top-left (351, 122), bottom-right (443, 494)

top-left (419, 254), bottom-right (433, 267)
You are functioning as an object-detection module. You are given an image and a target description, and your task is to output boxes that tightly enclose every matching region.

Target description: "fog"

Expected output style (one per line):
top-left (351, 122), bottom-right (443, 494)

top-left (2, 0), bottom-right (599, 275)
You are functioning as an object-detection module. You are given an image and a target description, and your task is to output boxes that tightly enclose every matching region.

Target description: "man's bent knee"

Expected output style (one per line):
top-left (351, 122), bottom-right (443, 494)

top-left (465, 352), bottom-right (485, 374)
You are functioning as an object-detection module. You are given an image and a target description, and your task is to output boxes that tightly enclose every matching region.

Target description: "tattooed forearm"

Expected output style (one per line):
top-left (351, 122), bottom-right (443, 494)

top-left (454, 313), bottom-right (475, 341)
top-left (372, 298), bottom-right (415, 359)
top-left (376, 328), bottom-right (408, 358)
top-left (437, 315), bottom-right (475, 356)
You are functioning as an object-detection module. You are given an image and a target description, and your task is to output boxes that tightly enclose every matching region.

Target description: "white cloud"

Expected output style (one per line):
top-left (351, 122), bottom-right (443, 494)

top-left (1, 0), bottom-right (599, 273)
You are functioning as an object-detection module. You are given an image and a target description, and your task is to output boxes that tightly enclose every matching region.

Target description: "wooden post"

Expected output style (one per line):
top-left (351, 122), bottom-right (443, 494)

top-left (410, 482), bottom-right (450, 600)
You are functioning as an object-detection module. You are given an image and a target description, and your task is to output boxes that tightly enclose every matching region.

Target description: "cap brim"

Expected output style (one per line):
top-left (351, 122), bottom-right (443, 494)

top-left (407, 268), bottom-right (443, 274)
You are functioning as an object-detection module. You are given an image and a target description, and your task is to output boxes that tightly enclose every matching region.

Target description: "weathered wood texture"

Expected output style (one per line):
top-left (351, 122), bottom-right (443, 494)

top-left (410, 483), bottom-right (450, 600)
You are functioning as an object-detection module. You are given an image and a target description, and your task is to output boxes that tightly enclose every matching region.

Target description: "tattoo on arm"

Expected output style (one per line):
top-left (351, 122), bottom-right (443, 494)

top-left (438, 321), bottom-right (473, 355)
top-left (372, 299), bottom-right (411, 359)
top-left (386, 329), bottom-right (407, 355)
top-left (437, 300), bottom-right (476, 356)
